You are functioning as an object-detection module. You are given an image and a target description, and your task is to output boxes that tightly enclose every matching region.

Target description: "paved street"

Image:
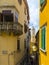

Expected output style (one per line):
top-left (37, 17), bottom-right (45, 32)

top-left (23, 50), bottom-right (39, 65)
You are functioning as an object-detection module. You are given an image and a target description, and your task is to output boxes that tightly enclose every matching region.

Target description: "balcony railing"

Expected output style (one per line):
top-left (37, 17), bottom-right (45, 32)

top-left (0, 22), bottom-right (23, 36)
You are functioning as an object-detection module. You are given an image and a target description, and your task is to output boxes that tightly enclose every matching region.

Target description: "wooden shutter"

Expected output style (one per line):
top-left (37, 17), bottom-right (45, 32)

top-left (40, 0), bottom-right (45, 5)
top-left (41, 27), bottom-right (46, 50)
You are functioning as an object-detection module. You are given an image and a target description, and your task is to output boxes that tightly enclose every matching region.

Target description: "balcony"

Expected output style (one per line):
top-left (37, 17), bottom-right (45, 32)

top-left (0, 22), bottom-right (23, 36)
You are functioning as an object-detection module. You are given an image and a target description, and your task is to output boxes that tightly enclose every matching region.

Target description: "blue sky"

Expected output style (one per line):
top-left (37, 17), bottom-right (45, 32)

top-left (27, 0), bottom-right (39, 33)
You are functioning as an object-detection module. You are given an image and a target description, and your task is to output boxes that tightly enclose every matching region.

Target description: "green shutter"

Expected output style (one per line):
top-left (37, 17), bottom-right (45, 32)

top-left (41, 28), bottom-right (44, 49)
top-left (44, 28), bottom-right (46, 50)
top-left (41, 27), bottom-right (46, 50)
top-left (40, 0), bottom-right (45, 5)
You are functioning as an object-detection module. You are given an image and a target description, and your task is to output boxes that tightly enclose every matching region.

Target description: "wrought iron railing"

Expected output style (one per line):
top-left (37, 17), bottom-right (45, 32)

top-left (0, 22), bottom-right (23, 35)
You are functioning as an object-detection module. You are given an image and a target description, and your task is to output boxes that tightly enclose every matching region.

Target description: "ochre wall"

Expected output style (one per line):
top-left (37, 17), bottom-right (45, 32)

top-left (0, 0), bottom-right (28, 65)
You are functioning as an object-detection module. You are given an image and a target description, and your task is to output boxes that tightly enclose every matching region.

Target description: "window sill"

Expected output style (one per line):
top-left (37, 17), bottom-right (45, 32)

top-left (40, 48), bottom-right (46, 54)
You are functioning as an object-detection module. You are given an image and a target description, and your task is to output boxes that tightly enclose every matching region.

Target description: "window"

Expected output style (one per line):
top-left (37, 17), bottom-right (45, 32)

top-left (41, 26), bottom-right (46, 51)
top-left (24, 39), bottom-right (26, 49)
top-left (18, 0), bottom-right (22, 5)
top-left (40, 0), bottom-right (47, 11)
top-left (0, 10), bottom-right (14, 22)
top-left (24, 22), bottom-right (28, 33)
top-left (15, 12), bottom-right (18, 22)
top-left (24, 7), bottom-right (26, 15)
top-left (40, 0), bottom-right (45, 6)
top-left (17, 40), bottom-right (20, 50)
top-left (2, 10), bottom-right (13, 22)
top-left (3, 14), bottom-right (13, 22)
top-left (15, 15), bottom-right (18, 22)
top-left (0, 13), bottom-right (3, 22)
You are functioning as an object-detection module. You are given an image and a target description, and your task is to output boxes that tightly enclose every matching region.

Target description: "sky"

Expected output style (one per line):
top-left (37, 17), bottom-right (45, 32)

top-left (27, 0), bottom-right (39, 33)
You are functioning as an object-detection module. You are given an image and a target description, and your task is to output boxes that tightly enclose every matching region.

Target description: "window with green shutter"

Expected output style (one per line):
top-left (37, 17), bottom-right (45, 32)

top-left (41, 26), bottom-right (46, 51)
top-left (40, 0), bottom-right (47, 11)
top-left (40, 0), bottom-right (45, 6)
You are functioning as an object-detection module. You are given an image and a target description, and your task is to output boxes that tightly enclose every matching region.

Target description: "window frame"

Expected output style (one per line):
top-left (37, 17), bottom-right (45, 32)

top-left (40, 25), bottom-right (46, 52)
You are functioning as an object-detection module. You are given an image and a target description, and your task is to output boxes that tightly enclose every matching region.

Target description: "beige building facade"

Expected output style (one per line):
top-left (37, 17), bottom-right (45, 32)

top-left (0, 0), bottom-right (30, 65)
top-left (29, 27), bottom-right (36, 54)
top-left (31, 27), bottom-right (36, 43)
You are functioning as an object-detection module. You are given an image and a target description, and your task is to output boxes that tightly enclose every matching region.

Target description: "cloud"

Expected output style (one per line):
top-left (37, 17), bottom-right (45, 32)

top-left (27, 0), bottom-right (39, 33)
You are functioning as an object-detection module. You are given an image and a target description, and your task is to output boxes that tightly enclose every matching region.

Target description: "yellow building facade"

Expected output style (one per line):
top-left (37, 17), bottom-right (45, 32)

top-left (40, 0), bottom-right (49, 65)
top-left (0, 0), bottom-right (30, 65)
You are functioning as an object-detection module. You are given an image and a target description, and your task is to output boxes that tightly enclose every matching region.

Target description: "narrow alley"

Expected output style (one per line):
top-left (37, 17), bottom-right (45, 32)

top-left (0, 0), bottom-right (48, 65)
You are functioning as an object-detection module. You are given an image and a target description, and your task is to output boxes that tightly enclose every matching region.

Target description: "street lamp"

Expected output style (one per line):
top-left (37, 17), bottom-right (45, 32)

top-left (30, 45), bottom-right (37, 58)
top-left (32, 45), bottom-right (37, 52)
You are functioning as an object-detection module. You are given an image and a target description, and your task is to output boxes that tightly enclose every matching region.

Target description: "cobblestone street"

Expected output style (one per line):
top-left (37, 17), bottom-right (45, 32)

top-left (22, 49), bottom-right (39, 65)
